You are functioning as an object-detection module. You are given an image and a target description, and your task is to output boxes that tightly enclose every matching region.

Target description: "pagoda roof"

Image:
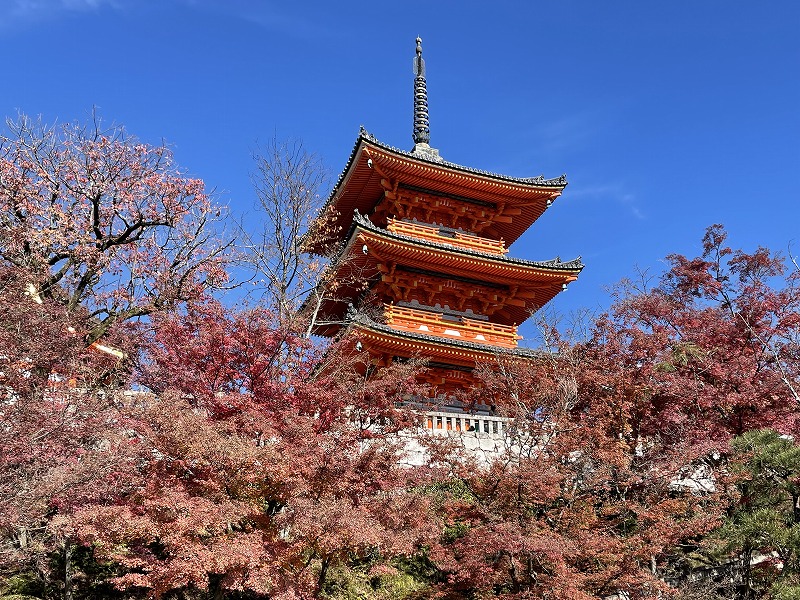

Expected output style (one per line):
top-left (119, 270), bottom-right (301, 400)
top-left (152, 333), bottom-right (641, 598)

top-left (350, 211), bottom-right (583, 273)
top-left (356, 129), bottom-right (567, 189)
top-left (311, 213), bottom-right (583, 333)
top-left (312, 130), bottom-right (568, 250)
top-left (350, 311), bottom-right (542, 369)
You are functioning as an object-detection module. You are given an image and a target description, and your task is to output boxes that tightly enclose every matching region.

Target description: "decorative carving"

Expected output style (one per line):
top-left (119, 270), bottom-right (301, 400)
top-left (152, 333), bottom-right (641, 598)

top-left (374, 267), bottom-right (512, 317)
top-left (384, 190), bottom-right (498, 234)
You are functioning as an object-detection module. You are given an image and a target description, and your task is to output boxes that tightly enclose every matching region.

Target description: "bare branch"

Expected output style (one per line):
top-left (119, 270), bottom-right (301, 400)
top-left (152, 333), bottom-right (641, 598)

top-left (0, 113), bottom-right (233, 343)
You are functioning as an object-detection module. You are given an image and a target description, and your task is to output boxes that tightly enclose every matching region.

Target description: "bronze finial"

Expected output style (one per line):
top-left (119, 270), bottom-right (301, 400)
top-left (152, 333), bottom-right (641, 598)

top-left (412, 37), bottom-right (430, 145)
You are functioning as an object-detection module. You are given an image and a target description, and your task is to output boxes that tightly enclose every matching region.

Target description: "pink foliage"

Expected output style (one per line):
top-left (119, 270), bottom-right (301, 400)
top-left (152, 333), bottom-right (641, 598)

top-left (0, 114), bottom-right (229, 344)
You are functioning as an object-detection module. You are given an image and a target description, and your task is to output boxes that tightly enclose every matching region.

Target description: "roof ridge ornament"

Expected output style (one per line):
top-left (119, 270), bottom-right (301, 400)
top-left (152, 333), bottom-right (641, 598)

top-left (411, 37), bottom-right (443, 163)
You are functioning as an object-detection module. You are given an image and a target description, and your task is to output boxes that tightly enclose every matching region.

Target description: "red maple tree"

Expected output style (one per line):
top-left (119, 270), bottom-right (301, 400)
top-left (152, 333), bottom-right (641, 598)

top-left (422, 225), bottom-right (800, 599)
top-left (64, 295), bottom-right (437, 599)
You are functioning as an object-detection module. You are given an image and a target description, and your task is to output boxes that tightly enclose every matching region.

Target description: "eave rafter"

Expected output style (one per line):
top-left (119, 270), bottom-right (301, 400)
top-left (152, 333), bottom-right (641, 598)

top-left (375, 267), bottom-right (549, 318)
top-left (365, 145), bottom-right (564, 202)
top-left (352, 318), bottom-right (538, 370)
top-left (361, 144), bottom-right (564, 244)
top-left (376, 189), bottom-right (503, 234)
top-left (355, 227), bottom-right (582, 285)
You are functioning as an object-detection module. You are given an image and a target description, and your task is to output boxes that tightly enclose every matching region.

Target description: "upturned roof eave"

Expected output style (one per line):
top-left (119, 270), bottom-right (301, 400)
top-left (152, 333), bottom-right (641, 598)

top-left (319, 129), bottom-right (568, 218)
top-left (350, 313), bottom-right (544, 360)
top-left (361, 131), bottom-right (568, 190)
top-left (305, 212), bottom-right (582, 332)
top-left (349, 210), bottom-right (584, 274)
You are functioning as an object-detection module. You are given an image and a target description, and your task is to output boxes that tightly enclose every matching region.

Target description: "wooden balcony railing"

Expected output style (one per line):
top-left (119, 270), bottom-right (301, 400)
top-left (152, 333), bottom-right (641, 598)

top-left (385, 304), bottom-right (521, 348)
top-left (350, 407), bottom-right (512, 444)
top-left (386, 218), bottom-right (507, 255)
top-left (420, 410), bottom-right (509, 437)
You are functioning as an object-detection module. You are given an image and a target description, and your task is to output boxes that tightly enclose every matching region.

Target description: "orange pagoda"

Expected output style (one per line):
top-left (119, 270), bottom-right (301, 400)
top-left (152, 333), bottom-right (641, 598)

top-left (309, 38), bottom-right (582, 397)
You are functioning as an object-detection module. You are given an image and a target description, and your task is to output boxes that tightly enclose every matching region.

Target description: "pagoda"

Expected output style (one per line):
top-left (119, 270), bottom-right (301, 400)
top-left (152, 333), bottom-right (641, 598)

top-left (308, 38), bottom-right (582, 396)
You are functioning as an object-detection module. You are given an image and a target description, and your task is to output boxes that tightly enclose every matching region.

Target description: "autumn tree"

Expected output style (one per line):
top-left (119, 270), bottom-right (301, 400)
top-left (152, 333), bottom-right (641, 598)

top-left (0, 113), bottom-right (230, 345)
top-left (1, 117), bottom-right (433, 600)
top-left (0, 112), bottom-right (230, 599)
top-left (416, 225), bottom-right (800, 599)
top-left (417, 343), bottom-right (716, 600)
top-left (572, 225), bottom-right (800, 596)
top-left (0, 263), bottom-right (139, 599)
top-left (598, 224), bottom-right (800, 454)
top-left (63, 295), bottom-right (437, 599)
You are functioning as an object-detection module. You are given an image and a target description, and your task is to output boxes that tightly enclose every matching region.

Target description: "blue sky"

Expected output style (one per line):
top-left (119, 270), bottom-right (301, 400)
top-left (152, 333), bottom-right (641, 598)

top-left (2, 1), bottom-right (799, 336)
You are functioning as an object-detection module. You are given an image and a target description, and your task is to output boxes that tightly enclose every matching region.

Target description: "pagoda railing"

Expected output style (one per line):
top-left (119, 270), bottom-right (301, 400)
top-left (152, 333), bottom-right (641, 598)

top-left (420, 410), bottom-right (509, 436)
top-left (385, 304), bottom-right (521, 348)
top-left (357, 405), bottom-right (510, 438)
top-left (386, 218), bottom-right (507, 255)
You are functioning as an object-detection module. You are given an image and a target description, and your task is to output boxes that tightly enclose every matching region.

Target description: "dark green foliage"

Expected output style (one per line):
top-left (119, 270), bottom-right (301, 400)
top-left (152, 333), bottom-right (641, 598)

top-left (696, 430), bottom-right (800, 598)
top-left (319, 555), bottom-right (433, 600)
top-left (1, 545), bottom-right (141, 600)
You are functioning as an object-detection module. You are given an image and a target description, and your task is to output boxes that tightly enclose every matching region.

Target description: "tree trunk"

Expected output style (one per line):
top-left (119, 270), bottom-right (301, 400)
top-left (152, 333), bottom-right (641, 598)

top-left (64, 540), bottom-right (74, 600)
top-left (317, 557), bottom-right (330, 597)
top-left (741, 545), bottom-right (752, 600)
top-left (208, 573), bottom-right (225, 600)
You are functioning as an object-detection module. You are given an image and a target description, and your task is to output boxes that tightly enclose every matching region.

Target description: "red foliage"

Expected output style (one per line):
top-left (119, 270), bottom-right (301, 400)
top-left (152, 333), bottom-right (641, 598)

top-left (6, 170), bottom-right (800, 600)
top-left (0, 264), bottom-right (136, 579)
top-left (603, 224), bottom-right (800, 445)
top-left (57, 296), bottom-right (436, 598)
top-left (422, 225), bottom-right (800, 599)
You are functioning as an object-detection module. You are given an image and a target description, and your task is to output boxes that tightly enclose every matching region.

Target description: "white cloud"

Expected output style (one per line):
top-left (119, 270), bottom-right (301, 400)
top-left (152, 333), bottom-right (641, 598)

top-left (568, 183), bottom-right (645, 221)
top-left (3, 0), bottom-right (339, 42)
top-left (170, 0), bottom-right (342, 41)
top-left (536, 112), bottom-right (599, 155)
top-left (4, 0), bottom-right (124, 26)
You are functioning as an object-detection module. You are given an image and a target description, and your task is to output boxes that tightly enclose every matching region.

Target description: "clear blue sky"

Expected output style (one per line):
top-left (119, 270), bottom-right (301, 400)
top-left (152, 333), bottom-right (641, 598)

top-left (2, 1), bottom-right (799, 335)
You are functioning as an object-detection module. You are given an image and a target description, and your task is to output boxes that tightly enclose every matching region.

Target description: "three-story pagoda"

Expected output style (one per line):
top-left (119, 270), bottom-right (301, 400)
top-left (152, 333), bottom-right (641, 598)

top-left (308, 39), bottom-right (582, 395)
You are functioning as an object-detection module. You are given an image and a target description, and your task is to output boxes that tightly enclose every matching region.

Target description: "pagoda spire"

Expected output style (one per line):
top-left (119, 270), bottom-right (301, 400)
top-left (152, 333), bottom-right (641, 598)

top-left (411, 37), bottom-right (442, 162)
top-left (412, 37), bottom-right (430, 145)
